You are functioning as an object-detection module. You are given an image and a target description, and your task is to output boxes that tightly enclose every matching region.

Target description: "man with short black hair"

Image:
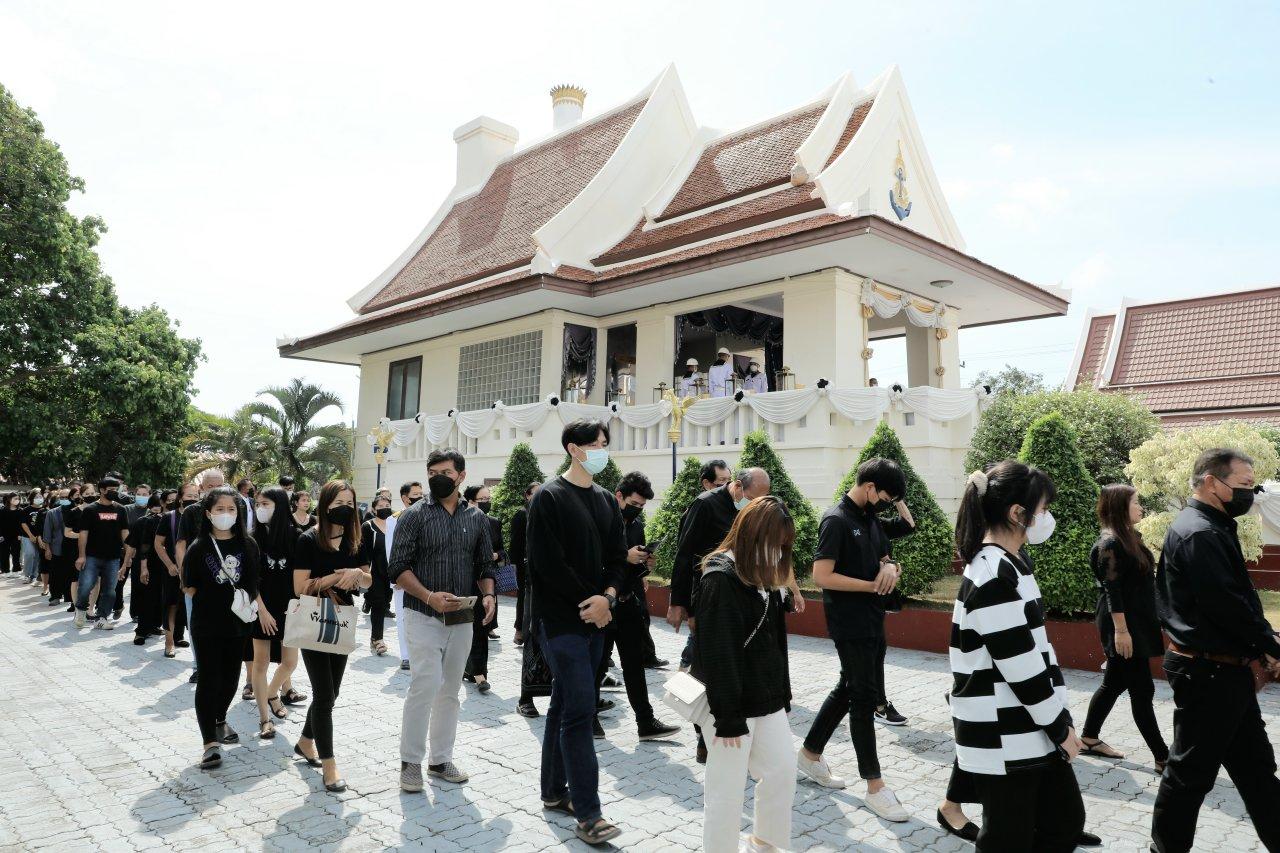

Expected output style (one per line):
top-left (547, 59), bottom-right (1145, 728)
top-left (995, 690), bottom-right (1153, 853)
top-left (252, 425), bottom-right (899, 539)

top-left (73, 478), bottom-right (130, 630)
top-left (390, 480), bottom-right (426, 669)
top-left (798, 457), bottom-right (915, 822)
top-left (399, 481), bottom-right (423, 508)
top-left (700, 459), bottom-right (731, 492)
top-left (1151, 448), bottom-right (1280, 852)
top-left (277, 475), bottom-right (294, 495)
top-left (527, 419), bottom-right (626, 844)
top-left (462, 483), bottom-right (503, 692)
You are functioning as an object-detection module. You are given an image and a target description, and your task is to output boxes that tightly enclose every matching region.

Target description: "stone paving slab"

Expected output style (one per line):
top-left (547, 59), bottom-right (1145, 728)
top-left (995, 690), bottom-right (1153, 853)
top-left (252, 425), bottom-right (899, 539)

top-left (0, 577), bottom-right (1275, 851)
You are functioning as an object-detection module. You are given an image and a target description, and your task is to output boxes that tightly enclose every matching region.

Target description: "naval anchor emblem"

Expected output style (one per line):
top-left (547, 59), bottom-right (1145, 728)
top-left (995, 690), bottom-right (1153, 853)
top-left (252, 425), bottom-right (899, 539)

top-left (889, 141), bottom-right (912, 221)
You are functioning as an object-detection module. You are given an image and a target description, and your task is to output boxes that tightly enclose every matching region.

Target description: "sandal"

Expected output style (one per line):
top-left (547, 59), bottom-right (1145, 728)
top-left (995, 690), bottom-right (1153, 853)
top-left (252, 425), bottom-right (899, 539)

top-left (268, 696), bottom-right (289, 720)
top-left (200, 746), bottom-right (222, 769)
top-left (281, 688), bottom-right (308, 705)
top-left (542, 796), bottom-right (574, 816)
top-left (1080, 738), bottom-right (1124, 759)
top-left (1155, 759), bottom-right (1168, 774)
top-left (242, 684), bottom-right (254, 701)
top-left (164, 649), bottom-right (177, 658)
top-left (574, 819), bottom-right (621, 845)
top-left (371, 639), bottom-right (388, 656)
top-left (259, 719), bottom-right (276, 740)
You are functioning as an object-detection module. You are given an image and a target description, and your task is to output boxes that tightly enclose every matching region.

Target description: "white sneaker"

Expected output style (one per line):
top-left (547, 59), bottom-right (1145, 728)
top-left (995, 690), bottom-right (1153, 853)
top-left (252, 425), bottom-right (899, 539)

top-left (94, 618), bottom-right (115, 630)
top-left (797, 753), bottom-right (847, 789)
top-left (74, 610), bottom-right (87, 628)
top-left (864, 786), bottom-right (909, 822)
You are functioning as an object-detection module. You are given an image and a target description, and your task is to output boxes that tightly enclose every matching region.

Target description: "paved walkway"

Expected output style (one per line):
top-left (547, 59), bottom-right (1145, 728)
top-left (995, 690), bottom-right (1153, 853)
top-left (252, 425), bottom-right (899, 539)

top-left (0, 578), bottom-right (1274, 852)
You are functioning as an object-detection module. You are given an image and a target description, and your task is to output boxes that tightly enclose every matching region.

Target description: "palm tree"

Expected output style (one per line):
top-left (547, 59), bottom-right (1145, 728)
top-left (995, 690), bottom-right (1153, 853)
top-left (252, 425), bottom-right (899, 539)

top-left (185, 405), bottom-right (275, 482)
top-left (246, 379), bottom-right (349, 488)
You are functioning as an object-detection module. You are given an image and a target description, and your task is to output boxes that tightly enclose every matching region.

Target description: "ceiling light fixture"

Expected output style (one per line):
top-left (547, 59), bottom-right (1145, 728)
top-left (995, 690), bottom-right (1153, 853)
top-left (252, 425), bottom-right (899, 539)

top-left (930, 279), bottom-right (954, 288)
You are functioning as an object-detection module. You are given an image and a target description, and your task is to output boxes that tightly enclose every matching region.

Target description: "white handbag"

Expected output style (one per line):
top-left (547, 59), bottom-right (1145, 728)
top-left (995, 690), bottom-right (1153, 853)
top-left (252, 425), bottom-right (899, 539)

top-left (283, 593), bottom-right (359, 655)
top-left (211, 539), bottom-right (258, 624)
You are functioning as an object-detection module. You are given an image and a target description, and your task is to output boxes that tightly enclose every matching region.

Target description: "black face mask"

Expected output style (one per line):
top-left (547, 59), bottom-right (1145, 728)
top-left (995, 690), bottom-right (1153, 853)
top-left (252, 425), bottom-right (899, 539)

top-left (477, 500), bottom-right (492, 515)
top-left (1220, 484), bottom-right (1256, 518)
top-left (684, 369), bottom-right (695, 377)
top-left (164, 501), bottom-right (177, 511)
top-left (327, 505), bottom-right (354, 525)
top-left (375, 507), bottom-right (394, 520)
top-left (621, 504), bottom-right (642, 522)
top-left (428, 475), bottom-right (455, 501)
top-left (407, 495), bottom-right (423, 505)
top-left (180, 499), bottom-right (196, 509)
top-left (715, 357), bottom-right (726, 365)
top-left (105, 490), bottom-right (119, 502)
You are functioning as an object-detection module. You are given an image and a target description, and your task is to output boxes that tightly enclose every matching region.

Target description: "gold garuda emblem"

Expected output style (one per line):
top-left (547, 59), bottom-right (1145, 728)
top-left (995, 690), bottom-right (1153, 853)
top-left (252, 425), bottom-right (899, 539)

top-left (889, 141), bottom-right (912, 221)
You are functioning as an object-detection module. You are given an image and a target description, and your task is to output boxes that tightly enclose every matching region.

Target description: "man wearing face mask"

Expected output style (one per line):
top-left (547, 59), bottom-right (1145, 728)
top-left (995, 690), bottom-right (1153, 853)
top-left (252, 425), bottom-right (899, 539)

top-left (461, 483), bottom-right (504, 693)
top-left (797, 458), bottom-right (915, 822)
top-left (743, 359), bottom-right (768, 394)
top-left (1151, 448), bottom-right (1280, 853)
top-left (389, 450), bottom-right (495, 792)
top-left (42, 489), bottom-right (72, 607)
top-left (678, 357), bottom-right (702, 399)
top-left (72, 478), bottom-right (131, 630)
top-left (708, 347), bottom-right (734, 398)
top-left (389, 480), bottom-right (424, 670)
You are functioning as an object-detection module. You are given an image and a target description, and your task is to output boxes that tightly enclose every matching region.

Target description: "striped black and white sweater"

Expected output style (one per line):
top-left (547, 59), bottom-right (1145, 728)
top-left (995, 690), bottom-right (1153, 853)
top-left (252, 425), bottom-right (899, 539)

top-left (949, 544), bottom-right (1072, 775)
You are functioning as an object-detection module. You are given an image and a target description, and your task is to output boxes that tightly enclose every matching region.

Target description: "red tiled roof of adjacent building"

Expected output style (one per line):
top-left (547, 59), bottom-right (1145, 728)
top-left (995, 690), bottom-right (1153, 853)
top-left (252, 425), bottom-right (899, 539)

top-left (359, 99), bottom-right (647, 314)
top-left (1073, 314), bottom-right (1115, 388)
top-left (655, 102), bottom-right (827, 221)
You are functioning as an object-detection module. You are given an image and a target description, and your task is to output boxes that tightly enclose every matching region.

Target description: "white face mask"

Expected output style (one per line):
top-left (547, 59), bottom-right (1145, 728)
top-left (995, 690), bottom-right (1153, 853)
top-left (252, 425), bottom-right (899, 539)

top-left (209, 512), bottom-right (237, 532)
top-left (1025, 510), bottom-right (1056, 545)
top-left (255, 506), bottom-right (274, 524)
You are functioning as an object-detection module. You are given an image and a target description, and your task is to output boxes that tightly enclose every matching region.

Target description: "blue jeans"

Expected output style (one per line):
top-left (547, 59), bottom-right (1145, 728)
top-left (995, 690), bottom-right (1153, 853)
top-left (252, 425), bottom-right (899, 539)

top-left (538, 624), bottom-right (605, 822)
top-left (20, 539), bottom-right (41, 580)
top-left (76, 557), bottom-right (119, 616)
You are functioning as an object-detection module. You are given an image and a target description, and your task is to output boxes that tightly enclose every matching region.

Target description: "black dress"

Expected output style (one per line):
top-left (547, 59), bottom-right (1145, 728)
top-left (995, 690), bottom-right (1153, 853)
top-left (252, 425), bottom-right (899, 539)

top-left (1091, 533), bottom-right (1163, 659)
top-left (245, 522), bottom-right (296, 662)
top-left (360, 519), bottom-right (392, 611)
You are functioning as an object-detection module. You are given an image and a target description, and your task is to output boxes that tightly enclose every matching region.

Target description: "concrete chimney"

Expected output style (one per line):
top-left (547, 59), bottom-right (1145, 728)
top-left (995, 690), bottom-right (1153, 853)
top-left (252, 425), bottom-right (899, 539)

top-left (452, 116), bottom-right (519, 189)
top-left (550, 84), bottom-right (586, 131)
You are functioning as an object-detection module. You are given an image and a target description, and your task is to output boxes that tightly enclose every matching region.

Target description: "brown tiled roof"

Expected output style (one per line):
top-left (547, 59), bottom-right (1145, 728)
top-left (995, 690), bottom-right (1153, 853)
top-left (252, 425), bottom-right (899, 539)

top-left (1122, 375), bottom-right (1280, 412)
top-left (1111, 288), bottom-right (1280, 385)
top-left (1074, 314), bottom-right (1115, 388)
top-left (656, 102), bottom-right (827, 221)
top-left (1162, 410), bottom-right (1280, 429)
top-left (823, 99), bottom-right (874, 168)
top-left (359, 99), bottom-right (647, 314)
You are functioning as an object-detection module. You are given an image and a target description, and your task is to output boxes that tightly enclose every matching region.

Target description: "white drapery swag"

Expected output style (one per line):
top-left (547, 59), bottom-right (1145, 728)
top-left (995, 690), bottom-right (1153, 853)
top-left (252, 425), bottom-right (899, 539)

top-left (826, 388), bottom-right (891, 422)
top-left (615, 399), bottom-right (672, 428)
top-left (455, 408), bottom-right (500, 439)
top-left (555, 401), bottom-right (614, 424)
top-left (860, 278), bottom-right (948, 330)
top-left (386, 416), bottom-right (423, 447)
top-left (424, 414), bottom-right (454, 446)
top-left (893, 386), bottom-right (990, 422)
top-left (497, 401), bottom-right (552, 433)
top-left (682, 396), bottom-right (742, 427)
top-left (1257, 483), bottom-right (1280, 536)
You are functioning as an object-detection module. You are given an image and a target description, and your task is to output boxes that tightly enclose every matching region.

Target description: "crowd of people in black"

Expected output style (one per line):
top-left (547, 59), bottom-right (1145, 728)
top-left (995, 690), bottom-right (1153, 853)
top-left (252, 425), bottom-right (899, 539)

top-left (3, 428), bottom-right (1278, 852)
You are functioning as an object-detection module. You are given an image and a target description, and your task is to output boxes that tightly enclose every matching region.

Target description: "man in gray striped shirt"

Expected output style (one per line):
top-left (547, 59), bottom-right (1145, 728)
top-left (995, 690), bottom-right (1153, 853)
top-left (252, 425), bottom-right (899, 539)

top-left (389, 449), bottom-right (495, 792)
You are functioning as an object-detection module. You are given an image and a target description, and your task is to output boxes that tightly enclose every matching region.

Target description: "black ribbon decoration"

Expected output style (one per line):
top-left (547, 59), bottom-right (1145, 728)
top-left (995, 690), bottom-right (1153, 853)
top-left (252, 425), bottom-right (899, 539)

top-left (562, 324), bottom-right (597, 397)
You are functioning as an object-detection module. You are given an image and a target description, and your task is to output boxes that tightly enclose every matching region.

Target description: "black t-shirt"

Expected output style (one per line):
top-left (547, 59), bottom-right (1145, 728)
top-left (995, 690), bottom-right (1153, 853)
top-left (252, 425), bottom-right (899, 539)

top-left (153, 510), bottom-right (181, 565)
top-left (75, 501), bottom-right (131, 561)
top-left (177, 502), bottom-right (203, 545)
top-left (0, 507), bottom-right (21, 539)
top-left (254, 523), bottom-right (297, 617)
top-left (817, 495), bottom-right (914, 641)
top-left (292, 527), bottom-right (369, 606)
top-left (183, 534), bottom-right (260, 638)
top-left (22, 506), bottom-right (46, 540)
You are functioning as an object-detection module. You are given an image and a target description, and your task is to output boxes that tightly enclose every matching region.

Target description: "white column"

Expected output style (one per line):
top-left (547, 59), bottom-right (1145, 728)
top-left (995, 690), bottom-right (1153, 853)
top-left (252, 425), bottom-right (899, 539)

top-left (782, 269), bottom-right (865, 388)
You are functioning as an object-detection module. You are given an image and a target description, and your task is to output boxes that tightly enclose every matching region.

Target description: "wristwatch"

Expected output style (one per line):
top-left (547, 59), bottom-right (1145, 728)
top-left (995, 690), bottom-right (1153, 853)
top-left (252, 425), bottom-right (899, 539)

top-left (481, 593), bottom-right (495, 601)
top-left (603, 593), bottom-right (617, 610)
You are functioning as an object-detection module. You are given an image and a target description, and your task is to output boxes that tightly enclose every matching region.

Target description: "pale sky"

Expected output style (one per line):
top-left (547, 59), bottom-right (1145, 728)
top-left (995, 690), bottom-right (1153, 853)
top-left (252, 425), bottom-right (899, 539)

top-left (3, 1), bottom-right (1278, 423)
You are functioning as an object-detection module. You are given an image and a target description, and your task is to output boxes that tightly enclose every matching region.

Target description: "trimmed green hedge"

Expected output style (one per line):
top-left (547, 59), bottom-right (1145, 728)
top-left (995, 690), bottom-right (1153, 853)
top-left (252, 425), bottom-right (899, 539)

top-left (738, 430), bottom-right (818, 581)
top-left (644, 456), bottom-right (704, 580)
top-left (832, 421), bottom-right (953, 598)
top-left (1018, 412), bottom-right (1100, 614)
top-left (490, 442), bottom-right (545, 543)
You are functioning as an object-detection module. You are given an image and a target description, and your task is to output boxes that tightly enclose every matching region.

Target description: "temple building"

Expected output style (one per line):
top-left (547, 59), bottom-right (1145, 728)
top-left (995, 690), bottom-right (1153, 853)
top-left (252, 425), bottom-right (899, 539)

top-left (280, 66), bottom-right (1069, 511)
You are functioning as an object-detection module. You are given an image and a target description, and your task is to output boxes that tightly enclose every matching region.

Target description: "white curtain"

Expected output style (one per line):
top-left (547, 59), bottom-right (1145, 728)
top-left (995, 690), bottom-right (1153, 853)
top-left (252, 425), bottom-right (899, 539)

top-left (861, 278), bottom-right (947, 330)
top-left (499, 401), bottom-right (552, 433)
top-left (682, 396), bottom-right (741, 427)
top-left (455, 407), bottom-right (501, 439)
top-left (556, 401), bottom-right (614, 424)
top-left (895, 386), bottom-right (988, 422)
top-left (615, 399), bottom-right (672, 428)
top-left (424, 414), bottom-right (454, 446)
top-left (386, 417), bottom-right (422, 447)
top-left (1258, 483), bottom-right (1280, 536)
top-left (826, 388), bottom-right (890, 422)
top-left (746, 388), bottom-right (822, 424)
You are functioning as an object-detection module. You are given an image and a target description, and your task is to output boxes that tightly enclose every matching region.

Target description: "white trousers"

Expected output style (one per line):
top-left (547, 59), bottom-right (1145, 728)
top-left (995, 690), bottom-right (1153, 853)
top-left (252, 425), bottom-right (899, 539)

top-left (394, 588), bottom-right (409, 662)
top-left (703, 709), bottom-right (797, 853)
top-left (399, 607), bottom-right (473, 765)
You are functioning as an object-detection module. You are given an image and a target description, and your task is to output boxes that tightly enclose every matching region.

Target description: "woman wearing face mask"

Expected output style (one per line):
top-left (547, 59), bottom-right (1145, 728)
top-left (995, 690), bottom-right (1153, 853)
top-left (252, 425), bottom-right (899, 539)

top-left (155, 484), bottom-right (196, 657)
top-left (183, 487), bottom-right (261, 770)
top-left (360, 494), bottom-right (395, 657)
top-left (246, 487), bottom-right (301, 737)
top-left (20, 488), bottom-right (46, 587)
top-left (949, 461), bottom-right (1085, 852)
top-left (461, 484), bottom-right (503, 692)
top-left (0, 493), bottom-right (22, 575)
top-left (291, 490), bottom-right (316, 532)
top-left (1079, 484), bottom-right (1169, 772)
top-left (694, 495), bottom-right (796, 853)
top-left (292, 480), bottom-right (372, 792)
top-left (127, 493), bottom-right (167, 645)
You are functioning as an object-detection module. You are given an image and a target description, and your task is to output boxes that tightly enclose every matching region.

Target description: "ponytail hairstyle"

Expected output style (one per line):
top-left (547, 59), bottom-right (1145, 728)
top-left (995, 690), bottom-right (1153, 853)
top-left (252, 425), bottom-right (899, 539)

top-left (955, 460), bottom-right (1056, 563)
top-left (1097, 483), bottom-right (1153, 574)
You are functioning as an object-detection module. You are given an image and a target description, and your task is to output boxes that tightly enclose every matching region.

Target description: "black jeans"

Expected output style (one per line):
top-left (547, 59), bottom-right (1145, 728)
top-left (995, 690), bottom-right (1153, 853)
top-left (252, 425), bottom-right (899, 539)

top-left (1152, 652), bottom-right (1280, 852)
top-left (1082, 654), bottom-right (1169, 761)
top-left (975, 759), bottom-right (1085, 852)
top-left (194, 636), bottom-right (244, 744)
top-left (301, 650), bottom-right (348, 760)
top-left (594, 597), bottom-right (654, 723)
top-left (1, 537), bottom-right (20, 572)
top-left (803, 634), bottom-right (886, 779)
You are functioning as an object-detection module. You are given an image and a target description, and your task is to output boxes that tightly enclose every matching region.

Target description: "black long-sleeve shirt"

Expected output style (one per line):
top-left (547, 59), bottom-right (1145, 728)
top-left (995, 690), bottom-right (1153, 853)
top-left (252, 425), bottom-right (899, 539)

top-left (671, 486), bottom-right (738, 610)
top-left (509, 508), bottom-right (528, 571)
top-left (1091, 534), bottom-right (1162, 659)
top-left (527, 475), bottom-right (626, 638)
top-left (1157, 499), bottom-right (1280, 660)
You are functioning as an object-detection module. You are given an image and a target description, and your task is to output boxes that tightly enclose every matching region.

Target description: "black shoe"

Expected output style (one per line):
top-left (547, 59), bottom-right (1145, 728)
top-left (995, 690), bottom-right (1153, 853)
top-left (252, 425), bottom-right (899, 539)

top-left (1079, 831), bottom-right (1102, 847)
top-left (937, 809), bottom-right (979, 842)
top-left (874, 702), bottom-right (908, 726)
top-left (362, 602), bottom-right (370, 614)
top-left (133, 636), bottom-right (145, 646)
top-left (488, 630), bottom-right (498, 642)
top-left (592, 717), bottom-right (605, 739)
top-left (599, 674), bottom-right (623, 692)
top-left (112, 610), bottom-right (123, 621)
top-left (384, 609), bottom-right (395, 619)
top-left (644, 657), bottom-right (668, 669)
top-left (215, 723), bottom-right (239, 745)
top-left (462, 673), bottom-right (476, 684)
top-left (65, 604), bottom-right (75, 613)
top-left (696, 742), bottom-right (707, 764)
top-left (48, 598), bottom-right (62, 607)
top-left (477, 679), bottom-right (491, 694)
top-left (517, 699), bottom-right (539, 718)
top-left (175, 640), bottom-right (190, 648)
top-left (606, 656), bottom-right (616, 668)
top-left (596, 698), bottom-right (615, 713)
top-left (637, 719), bottom-right (681, 741)
top-left (189, 669), bottom-right (199, 684)
top-left (400, 659), bottom-right (410, 671)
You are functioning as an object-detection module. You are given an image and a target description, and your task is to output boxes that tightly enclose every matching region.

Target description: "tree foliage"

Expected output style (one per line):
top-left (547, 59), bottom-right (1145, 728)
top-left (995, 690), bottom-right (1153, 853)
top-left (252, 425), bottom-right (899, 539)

top-left (966, 388), bottom-right (1159, 486)
top-left (645, 456), bottom-right (704, 580)
top-left (1127, 421), bottom-right (1280, 563)
top-left (737, 430), bottom-right (819, 580)
top-left (243, 379), bottom-right (348, 489)
top-left (971, 364), bottom-right (1047, 397)
top-left (1018, 413), bottom-right (1100, 614)
top-left (832, 421), bottom-right (953, 597)
top-left (491, 443), bottom-right (546, 541)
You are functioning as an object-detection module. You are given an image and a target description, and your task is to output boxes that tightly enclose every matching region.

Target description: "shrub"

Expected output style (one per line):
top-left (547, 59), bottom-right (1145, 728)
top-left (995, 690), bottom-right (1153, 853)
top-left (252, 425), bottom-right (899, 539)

top-left (737, 430), bottom-right (819, 581)
top-left (644, 456), bottom-right (704, 580)
top-left (553, 453), bottom-right (622, 494)
top-left (490, 443), bottom-right (546, 542)
top-left (1127, 420), bottom-right (1280, 563)
top-left (1018, 413), bottom-right (1100, 614)
top-left (831, 421), bottom-right (954, 598)
top-left (966, 388), bottom-right (1159, 486)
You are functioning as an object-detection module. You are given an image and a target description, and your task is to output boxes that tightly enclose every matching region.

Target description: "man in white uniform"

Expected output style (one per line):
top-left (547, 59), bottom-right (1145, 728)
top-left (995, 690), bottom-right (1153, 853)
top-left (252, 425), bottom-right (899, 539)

top-left (707, 347), bottom-right (734, 397)
top-left (678, 358), bottom-right (702, 399)
top-left (743, 359), bottom-right (768, 393)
